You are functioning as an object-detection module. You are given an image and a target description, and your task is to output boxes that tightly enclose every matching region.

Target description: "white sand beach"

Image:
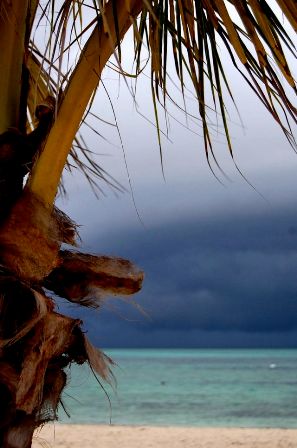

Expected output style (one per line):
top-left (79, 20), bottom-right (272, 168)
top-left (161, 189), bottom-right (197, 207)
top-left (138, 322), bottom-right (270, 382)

top-left (32, 424), bottom-right (297, 448)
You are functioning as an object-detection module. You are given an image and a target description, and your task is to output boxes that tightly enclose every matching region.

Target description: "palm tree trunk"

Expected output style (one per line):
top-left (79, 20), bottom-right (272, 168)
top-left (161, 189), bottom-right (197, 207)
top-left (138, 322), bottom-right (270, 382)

top-left (0, 2), bottom-right (143, 446)
top-left (0, 0), bottom-right (29, 133)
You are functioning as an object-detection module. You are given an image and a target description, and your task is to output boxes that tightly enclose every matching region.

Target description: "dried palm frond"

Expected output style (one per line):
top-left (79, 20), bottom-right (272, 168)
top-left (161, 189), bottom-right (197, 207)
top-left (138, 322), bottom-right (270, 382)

top-left (44, 249), bottom-right (144, 307)
top-left (15, 311), bottom-right (79, 414)
top-left (0, 273), bottom-right (115, 430)
top-left (83, 335), bottom-right (115, 383)
top-left (15, 307), bottom-right (113, 415)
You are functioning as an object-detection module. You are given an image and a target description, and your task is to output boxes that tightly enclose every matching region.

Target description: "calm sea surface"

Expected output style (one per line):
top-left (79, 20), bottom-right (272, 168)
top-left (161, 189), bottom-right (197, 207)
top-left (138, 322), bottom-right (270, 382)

top-left (59, 349), bottom-right (297, 427)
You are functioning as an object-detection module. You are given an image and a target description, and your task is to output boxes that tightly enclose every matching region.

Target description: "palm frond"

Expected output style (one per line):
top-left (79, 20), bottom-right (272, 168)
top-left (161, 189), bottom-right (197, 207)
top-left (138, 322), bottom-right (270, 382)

top-left (27, 42), bottom-right (124, 196)
top-left (132, 0), bottom-right (296, 159)
top-left (28, 0), bottom-right (296, 194)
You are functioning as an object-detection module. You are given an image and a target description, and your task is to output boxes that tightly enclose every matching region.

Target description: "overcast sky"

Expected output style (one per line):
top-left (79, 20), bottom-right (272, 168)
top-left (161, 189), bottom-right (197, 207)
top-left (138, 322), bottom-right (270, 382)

top-left (56, 29), bottom-right (297, 348)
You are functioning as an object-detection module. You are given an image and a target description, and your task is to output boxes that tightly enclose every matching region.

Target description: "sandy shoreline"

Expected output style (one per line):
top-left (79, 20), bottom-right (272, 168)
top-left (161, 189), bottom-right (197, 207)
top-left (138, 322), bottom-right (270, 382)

top-left (32, 424), bottom-right (297, 447)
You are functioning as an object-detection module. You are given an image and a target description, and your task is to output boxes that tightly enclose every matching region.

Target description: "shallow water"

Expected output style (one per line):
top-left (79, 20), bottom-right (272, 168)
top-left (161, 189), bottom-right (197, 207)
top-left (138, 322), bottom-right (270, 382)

top-left (59, 349), bottom-right (297, 427)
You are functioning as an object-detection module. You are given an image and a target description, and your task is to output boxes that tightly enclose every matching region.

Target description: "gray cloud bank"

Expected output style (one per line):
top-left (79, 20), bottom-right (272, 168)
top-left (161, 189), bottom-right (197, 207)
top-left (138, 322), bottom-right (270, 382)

top-left (59, 204), bottom-right (297, 348)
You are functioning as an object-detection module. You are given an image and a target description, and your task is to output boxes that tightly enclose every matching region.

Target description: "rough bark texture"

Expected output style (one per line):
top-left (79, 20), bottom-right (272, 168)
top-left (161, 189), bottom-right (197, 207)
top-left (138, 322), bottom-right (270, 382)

top-left (0, 190), bottom-right (143, 448)
top-left (0, 207), bottom-right (142, 447)
top-left (0, 274), bottom-right (115, 447)
top-left (0, 191), bottom-right (77, 281)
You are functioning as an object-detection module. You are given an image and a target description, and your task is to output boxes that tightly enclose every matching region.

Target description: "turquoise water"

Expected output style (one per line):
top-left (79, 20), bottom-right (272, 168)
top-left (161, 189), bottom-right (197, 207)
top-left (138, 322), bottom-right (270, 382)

top-left (59, 349), bottom-right (297, 427)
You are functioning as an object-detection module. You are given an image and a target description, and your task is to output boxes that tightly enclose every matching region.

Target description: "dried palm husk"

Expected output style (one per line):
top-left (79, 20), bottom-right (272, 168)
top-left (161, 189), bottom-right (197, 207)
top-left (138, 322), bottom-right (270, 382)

top-left (15, 308), bottom-right (113, 415)
top-left (0, 190), bottom-right (78, 282)
top-left (44, 249), bottom-right (144, 307)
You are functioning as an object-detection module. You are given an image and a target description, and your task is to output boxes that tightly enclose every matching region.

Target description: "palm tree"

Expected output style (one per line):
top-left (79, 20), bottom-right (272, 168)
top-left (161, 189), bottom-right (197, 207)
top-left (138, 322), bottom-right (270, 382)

top-left (0, 0), bottom-right (296, 446)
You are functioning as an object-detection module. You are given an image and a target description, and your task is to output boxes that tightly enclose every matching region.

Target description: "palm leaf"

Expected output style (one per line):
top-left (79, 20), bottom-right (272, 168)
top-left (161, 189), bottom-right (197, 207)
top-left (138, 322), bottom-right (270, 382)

top-left (132, 0), bottom-right (296, 161)
top-left (27, 49), bottom-right (123, 196)
top-left (27, 0), bottom-right (296, 200)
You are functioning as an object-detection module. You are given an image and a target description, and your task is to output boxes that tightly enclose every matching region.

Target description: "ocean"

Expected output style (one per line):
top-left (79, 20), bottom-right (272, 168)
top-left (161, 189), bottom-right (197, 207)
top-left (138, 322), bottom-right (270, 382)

top-left (59, 349), bottom-right (297, 428)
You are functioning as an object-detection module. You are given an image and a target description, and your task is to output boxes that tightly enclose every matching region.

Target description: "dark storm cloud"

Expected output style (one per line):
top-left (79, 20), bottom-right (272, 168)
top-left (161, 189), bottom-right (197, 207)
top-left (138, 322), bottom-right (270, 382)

top-left (57, 204), bottom-right (297, 347)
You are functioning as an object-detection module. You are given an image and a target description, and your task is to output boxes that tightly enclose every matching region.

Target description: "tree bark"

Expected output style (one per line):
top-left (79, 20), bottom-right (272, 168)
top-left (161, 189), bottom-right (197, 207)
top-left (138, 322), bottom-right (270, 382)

top-left (0, 0), bottom-right (29, 133)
